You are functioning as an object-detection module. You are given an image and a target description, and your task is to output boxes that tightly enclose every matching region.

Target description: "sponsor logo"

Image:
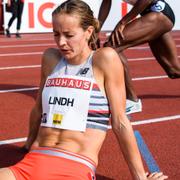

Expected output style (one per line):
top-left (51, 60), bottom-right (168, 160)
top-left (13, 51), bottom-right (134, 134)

top-left (80, 68), bottom-right (89, 75)
top-left (53, 113), bottom-right (63, 125)
top-left (155, 4), bottom-right (163, 11)
top-left (46, 78), bottom-right (91, 90)
top-left (151, 1), bottom-right (165, 12)
top-left (49, 96), bottom-right (74, 107)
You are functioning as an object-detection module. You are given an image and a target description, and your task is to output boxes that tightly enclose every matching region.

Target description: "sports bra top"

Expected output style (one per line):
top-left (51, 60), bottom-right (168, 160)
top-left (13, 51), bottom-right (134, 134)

top-left (41, 52), bottom-right (110, 132)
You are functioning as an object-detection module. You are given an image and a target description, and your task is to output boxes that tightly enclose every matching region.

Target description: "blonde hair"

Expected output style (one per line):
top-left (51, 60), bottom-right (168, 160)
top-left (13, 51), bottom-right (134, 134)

top-left (52, 0), bottom-right (100, 50)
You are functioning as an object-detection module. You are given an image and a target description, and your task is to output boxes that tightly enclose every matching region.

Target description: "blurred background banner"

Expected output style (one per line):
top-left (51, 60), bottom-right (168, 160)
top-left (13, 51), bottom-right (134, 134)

top-left (2, 0), bottom-right (180, 34)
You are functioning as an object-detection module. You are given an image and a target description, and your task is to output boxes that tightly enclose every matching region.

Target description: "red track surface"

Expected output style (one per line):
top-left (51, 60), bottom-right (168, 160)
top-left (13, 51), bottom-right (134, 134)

top-left (0, 32), bottom-right (180, 179)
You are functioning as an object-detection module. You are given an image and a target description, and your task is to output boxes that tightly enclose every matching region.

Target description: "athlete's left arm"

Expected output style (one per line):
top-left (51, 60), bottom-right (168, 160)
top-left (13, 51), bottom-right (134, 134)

top-left (96, 47), bottom-right (148, 179)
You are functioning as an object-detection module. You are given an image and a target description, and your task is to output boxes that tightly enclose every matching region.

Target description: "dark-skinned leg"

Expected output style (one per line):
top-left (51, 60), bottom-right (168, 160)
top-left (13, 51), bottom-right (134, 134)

top-left (106, 12), bottom-right (173, 51)
top-left (149, 32), bottom-right (180, 78)
top-left (117, 51), bottom-right (142, 114)
top-left (103, 12), bottom-right (174, 114)
top-left (117, 51), bottom-right (138, 101)
top-left (107, 12), bottom-right (172, 101)
top-left (104, 12), bottom-right (175, 101)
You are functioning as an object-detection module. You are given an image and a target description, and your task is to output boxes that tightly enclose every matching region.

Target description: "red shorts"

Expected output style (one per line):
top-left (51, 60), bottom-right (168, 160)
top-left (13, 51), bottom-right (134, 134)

top-left (9, 147), bottom-right (96, 180)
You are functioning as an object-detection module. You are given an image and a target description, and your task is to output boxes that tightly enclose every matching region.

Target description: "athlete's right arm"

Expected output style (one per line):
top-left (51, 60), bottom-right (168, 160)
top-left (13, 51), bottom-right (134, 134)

top-left (23, 48), bottom-right (61, 151)
top-left (96, 47), bottom-right (168, 180)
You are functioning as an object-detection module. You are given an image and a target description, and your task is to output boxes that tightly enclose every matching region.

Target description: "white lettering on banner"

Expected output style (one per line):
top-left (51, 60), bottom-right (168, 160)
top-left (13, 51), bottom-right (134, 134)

top-left (28, 2), bottom-right (56, 29)
top-left (3, 0), bottom-right (180, 33)
top-left (2, 0), bottom-right (129, 33)
top-left (46, 78), bottom-right (91, 90)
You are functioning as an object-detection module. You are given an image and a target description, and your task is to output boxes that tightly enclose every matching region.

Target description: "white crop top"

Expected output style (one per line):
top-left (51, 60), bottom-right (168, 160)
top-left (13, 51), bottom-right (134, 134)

top-left (41, 52), bottom-right (110, 132)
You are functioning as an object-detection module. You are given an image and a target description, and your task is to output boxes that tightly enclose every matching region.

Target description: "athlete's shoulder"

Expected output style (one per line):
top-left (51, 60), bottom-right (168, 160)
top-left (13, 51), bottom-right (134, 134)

top-left (93, 47), bottom-right (120, 65)
top-left (92, 47), bottom-right (123, 76)
top-left (41, 48), bottom-right (62, 76)
top-left (42, 48), bottom-right (61, 65)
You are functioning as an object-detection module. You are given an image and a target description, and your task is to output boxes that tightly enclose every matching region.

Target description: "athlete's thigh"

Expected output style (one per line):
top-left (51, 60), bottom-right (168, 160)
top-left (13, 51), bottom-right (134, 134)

top-left (0, 168), bottom-right (16, 180)
top-left (111, 12), bottom-right (170, 50)
top-left (123, 12), bottom-right (168, 42)
top-left (149, 32), bottom-right (177, 63)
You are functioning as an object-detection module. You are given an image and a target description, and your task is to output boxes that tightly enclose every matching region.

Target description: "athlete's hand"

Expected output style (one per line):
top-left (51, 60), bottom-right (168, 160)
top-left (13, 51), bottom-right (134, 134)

top-left (104, 22), bottom-right (125, 48)
top-left (115, 21), bottom-right (125, 41)
top-left (146, 172), bottom-right (168, 180)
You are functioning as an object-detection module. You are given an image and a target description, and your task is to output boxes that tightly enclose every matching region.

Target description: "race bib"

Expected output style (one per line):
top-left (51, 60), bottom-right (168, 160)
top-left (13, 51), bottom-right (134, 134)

top-left (41, 75), bottom-right (93, 132)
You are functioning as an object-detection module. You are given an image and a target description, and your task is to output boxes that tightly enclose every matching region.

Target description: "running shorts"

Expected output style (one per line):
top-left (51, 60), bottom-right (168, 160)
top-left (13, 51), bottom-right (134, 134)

top-left (9, 147), bottom-right (96, 180)
top-left (140, 0), bottom-right (175, 25)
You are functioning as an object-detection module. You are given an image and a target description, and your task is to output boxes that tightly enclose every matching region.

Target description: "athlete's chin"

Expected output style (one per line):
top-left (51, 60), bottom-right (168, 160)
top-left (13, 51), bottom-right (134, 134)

top-left (61, 50), bottom-right (73, 59)
top-left (64, 54), bottom-right (74, 60)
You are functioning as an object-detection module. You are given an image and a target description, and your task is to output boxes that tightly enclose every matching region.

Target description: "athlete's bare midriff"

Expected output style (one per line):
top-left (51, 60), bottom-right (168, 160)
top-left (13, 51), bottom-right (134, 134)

top-left (34, 126), bottom-right (107, 165)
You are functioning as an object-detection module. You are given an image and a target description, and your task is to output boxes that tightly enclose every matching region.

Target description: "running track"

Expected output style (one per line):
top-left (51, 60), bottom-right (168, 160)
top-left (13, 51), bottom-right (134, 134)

top-left (0, 31), bottom-right (180, 180)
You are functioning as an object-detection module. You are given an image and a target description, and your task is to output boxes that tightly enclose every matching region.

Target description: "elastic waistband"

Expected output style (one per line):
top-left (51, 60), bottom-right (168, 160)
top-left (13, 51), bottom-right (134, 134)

top-left (31, 147), bottom-right (96, 172)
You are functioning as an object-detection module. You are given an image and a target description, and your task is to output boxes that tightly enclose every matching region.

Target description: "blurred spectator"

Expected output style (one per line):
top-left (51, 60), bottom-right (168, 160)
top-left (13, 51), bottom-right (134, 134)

top-left (5, 0), bottom-right (24, 38)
